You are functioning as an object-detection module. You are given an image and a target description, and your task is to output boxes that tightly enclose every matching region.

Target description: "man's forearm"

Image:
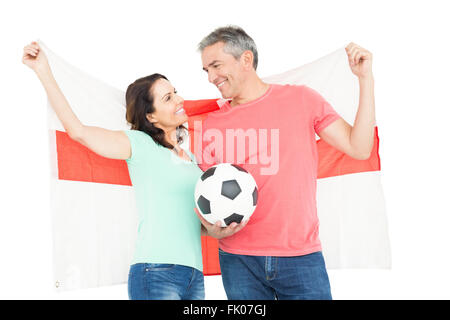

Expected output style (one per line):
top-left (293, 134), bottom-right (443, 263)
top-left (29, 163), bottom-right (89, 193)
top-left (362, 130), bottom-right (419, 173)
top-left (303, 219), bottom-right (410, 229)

top-left (201, 225), bottom-right (208, 236)
top-left (350, 75), bottom-right (376, 158)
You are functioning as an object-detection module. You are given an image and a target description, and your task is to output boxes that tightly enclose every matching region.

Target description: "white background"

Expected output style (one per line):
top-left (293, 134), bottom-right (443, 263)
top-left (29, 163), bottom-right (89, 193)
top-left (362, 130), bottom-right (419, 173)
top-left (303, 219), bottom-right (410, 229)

top-left (1, 0), bottom-right (449, 299)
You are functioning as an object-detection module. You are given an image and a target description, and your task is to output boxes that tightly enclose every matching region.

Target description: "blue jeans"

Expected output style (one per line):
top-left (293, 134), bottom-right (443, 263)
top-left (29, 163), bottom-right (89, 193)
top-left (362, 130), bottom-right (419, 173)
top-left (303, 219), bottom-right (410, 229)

top-left (128, 263), bottom-right (205, 300)
top-left (219, 249), bottom-right (332, 300)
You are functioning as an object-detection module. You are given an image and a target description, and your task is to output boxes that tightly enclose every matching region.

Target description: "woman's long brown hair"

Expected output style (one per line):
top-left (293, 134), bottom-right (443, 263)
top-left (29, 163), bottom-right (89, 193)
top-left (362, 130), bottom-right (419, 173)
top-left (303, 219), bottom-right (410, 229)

top-left (125, 73), bottom-right (186, 149)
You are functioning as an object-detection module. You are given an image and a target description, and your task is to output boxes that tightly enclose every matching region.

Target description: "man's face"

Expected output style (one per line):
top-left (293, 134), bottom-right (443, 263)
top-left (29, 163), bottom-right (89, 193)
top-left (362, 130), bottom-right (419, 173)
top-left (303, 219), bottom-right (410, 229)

top-left (201, 41), bottom-right (244, 99)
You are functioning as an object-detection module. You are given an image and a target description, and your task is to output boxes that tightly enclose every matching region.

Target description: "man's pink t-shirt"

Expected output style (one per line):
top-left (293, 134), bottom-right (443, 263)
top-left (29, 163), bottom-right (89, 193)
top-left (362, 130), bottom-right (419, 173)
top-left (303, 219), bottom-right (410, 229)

top-left (196, 84), bottom-right (341, 256)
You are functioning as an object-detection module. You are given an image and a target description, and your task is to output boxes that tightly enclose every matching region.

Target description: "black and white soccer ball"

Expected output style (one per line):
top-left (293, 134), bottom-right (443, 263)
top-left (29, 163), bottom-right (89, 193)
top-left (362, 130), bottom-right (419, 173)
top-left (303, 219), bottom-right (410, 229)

top-left (195, 163), bottom-right (258, 227)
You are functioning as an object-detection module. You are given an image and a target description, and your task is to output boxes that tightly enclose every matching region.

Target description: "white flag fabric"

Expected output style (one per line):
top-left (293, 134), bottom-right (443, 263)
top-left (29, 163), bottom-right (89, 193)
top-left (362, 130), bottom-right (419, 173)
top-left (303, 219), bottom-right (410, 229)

top-left (39, 41), bottom-right (391, 292)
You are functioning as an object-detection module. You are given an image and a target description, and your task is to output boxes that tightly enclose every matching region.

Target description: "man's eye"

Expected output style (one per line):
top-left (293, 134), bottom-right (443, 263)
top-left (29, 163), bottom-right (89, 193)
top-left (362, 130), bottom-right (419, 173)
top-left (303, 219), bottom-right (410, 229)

top-left (166, 95), bottom-right (171, 101)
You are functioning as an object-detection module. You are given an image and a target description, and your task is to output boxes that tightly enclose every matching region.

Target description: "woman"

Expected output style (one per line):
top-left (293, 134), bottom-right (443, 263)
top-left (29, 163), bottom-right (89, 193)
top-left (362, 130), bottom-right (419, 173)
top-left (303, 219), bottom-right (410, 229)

top-left (22, 41), bottom-right (207, 300)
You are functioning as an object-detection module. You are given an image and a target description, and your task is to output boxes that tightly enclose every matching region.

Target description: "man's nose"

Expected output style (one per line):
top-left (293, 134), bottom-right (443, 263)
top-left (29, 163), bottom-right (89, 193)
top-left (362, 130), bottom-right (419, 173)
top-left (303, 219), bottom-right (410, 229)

top-left (208, 70), bottom-right (217, 84)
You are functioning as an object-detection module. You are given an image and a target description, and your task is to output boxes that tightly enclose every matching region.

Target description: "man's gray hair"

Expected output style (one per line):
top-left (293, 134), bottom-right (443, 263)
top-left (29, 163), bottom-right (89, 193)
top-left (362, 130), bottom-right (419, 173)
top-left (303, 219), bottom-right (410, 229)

top-left (198, 25), bottom-right (259, 70)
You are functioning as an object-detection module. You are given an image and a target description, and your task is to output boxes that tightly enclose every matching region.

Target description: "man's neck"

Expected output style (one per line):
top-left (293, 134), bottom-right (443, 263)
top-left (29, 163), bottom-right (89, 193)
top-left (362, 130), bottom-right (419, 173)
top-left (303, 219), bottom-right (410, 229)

top-left (230, 77), bottom-right (270, 107)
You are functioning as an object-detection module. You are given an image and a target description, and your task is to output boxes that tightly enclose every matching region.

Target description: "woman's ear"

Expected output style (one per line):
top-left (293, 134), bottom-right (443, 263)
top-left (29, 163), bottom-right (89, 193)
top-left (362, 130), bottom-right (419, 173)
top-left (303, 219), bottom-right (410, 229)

top-left (146, 113), bottom-right (157, 123)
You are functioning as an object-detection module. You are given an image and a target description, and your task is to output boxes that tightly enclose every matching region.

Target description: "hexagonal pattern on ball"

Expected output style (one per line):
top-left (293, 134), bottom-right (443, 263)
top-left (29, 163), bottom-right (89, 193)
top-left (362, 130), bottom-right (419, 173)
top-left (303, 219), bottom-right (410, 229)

top-left (197, 195), bottom-right (211, 214)
top-left (201, 166), bottom-right (216, 181)
top-left (221, 180), bottom-right (242, 200)
top-left (252, 187), bottom-right (258, 206)
top-left (194, 163), bottom-right (258, 227)
top-left (224, 213), bottom-right (244, 226)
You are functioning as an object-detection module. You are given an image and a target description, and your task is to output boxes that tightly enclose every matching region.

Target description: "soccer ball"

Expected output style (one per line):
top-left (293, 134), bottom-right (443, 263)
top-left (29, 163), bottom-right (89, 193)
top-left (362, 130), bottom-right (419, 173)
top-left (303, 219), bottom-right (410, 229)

top-left (194, 163), bottom-right (258, 227)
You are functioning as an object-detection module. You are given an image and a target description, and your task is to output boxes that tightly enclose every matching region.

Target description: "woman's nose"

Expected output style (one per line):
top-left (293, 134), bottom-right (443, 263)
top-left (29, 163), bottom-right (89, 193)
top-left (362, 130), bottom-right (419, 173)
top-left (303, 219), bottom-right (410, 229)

top-left (175, 95), bottom-right (184, 106)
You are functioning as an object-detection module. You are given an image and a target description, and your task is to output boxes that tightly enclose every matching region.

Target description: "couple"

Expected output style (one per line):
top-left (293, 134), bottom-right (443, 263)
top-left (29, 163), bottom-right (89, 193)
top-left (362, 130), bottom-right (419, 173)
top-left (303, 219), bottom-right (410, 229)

top-left (23, 26), bottom-right (375, 300)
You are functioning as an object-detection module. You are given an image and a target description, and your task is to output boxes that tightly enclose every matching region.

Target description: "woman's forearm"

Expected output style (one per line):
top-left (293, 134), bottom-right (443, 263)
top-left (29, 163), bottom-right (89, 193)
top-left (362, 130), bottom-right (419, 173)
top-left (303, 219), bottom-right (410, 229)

top-left (24, 42), bottom-right (131, 160)
top-left (36, 69), bottom-right (84, 139)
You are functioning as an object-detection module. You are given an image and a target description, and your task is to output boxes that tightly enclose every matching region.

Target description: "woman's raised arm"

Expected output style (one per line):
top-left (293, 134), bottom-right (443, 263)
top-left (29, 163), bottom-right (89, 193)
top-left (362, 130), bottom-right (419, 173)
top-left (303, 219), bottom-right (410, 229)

top-left (23, 42), bottom-right (131, 160)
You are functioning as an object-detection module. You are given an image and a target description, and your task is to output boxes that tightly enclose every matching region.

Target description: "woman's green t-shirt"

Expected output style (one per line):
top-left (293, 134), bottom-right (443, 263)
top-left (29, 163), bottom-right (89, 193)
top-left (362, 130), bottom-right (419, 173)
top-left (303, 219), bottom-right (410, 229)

top-left (124, 129), bottom-right (203, 272)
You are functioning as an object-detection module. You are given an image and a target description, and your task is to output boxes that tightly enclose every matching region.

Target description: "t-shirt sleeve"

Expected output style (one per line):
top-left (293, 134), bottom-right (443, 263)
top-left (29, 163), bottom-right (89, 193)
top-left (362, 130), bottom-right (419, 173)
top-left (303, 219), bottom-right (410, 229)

top-left (123, 129), bottom-right (156, 164)
top-left (302, 85), bottom-right (342, 134)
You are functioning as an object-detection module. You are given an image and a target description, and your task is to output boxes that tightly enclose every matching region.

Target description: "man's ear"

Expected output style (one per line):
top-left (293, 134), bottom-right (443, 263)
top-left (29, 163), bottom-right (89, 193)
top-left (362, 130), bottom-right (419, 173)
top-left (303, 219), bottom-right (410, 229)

top-left (240, 50), bottom-right (254, 71)
top-left (146, 113), bottom-right (157, 123)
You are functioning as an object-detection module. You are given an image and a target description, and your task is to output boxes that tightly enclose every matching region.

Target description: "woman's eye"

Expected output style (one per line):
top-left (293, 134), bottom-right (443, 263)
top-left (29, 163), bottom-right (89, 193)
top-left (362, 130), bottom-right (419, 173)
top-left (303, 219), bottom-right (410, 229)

top-left (166, 90), bottom-right (176, 101)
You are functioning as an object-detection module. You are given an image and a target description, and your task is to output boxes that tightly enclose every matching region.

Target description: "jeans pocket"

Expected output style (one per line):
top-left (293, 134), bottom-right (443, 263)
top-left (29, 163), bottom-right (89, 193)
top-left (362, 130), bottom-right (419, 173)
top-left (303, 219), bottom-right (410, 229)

top-left (218, 248), bottom-right (233, 256)
top-left (145, 263), bottom-right (176, 271)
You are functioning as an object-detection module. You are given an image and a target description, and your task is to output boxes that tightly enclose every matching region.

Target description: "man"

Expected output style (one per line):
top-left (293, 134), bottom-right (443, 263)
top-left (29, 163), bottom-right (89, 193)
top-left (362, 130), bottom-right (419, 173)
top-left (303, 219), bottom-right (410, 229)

top-left (194, 26), bottom-right (375, 300)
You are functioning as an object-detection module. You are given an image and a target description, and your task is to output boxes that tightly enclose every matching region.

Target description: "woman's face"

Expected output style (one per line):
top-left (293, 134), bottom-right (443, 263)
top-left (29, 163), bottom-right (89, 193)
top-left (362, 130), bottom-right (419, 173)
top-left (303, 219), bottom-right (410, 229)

top-left (146, 78), bottom-right (187, 130)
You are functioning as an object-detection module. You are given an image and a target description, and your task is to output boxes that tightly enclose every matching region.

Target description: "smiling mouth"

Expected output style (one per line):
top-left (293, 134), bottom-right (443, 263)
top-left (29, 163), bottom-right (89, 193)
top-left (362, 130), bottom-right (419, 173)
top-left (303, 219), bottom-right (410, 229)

top-left (217, 80), bottom-right (227, 88)
top-left (175, 107), bottom-right (185, 115)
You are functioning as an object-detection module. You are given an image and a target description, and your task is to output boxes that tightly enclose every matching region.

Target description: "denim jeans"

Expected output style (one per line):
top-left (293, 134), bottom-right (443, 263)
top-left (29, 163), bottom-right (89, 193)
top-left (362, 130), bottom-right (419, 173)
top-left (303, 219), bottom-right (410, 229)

top-left (128, 263), bottom-right (205, 300)
top-left (219, 249), bottom-right (332, 300)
